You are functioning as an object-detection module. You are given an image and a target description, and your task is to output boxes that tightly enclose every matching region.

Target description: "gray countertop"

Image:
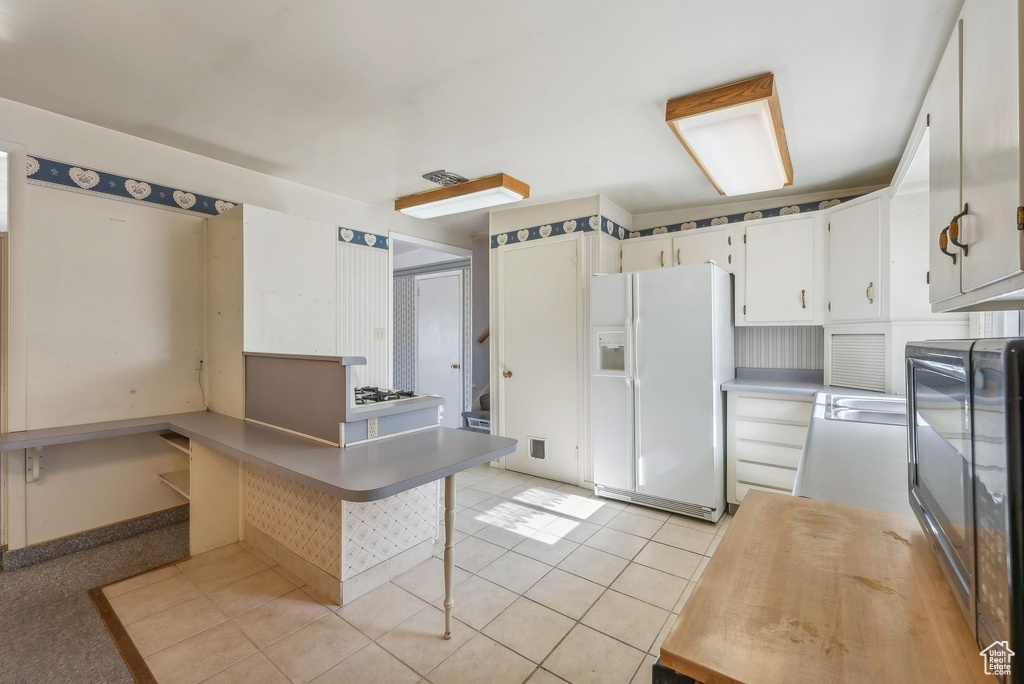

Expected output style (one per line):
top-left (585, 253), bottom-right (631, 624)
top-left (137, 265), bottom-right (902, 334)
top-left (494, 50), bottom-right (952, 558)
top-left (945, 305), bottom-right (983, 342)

top-left (793, 391), bottom-right (913, 517)
top-left (721, 368), bottom-right (828, 397)
top-left (0, 411), bottom-right (517, 502)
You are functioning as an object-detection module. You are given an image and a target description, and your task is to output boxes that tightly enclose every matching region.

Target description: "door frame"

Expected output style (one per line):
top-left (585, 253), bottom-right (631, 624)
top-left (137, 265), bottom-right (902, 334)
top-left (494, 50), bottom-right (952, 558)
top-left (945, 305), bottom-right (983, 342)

top-left (413, 270), bottom-right (465, 426)
top-left (491, 231), bottom-right (586, 485)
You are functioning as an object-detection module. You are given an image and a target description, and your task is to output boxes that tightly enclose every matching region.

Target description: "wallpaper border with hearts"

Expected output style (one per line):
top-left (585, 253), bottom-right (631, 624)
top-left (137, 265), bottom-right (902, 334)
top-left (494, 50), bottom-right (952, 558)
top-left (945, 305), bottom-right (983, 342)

top-left (489, 194), bottom-right (867, 249)
top-left (490, 215), bottom-right (626, 249)
top-left (337, 226), bottom-right (389, 250)
top-left (24, 155), bottom-right (391, 248)
top-left (624, 193), bottom-right (865, 239)
top-left (25, 155), bottom-right (239, 217)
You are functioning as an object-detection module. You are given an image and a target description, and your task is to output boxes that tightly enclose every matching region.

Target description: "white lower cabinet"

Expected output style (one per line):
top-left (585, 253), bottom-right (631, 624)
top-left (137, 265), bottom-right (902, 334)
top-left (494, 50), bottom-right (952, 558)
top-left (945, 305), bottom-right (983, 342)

top-left (726, 392), bottom-right (813, 506)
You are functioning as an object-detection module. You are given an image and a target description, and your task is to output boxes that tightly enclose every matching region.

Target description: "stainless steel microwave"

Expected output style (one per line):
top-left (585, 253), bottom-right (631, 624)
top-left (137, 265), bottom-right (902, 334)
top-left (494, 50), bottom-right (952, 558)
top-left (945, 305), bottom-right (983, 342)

top-left (906, 339), bottom-right (1023, 667)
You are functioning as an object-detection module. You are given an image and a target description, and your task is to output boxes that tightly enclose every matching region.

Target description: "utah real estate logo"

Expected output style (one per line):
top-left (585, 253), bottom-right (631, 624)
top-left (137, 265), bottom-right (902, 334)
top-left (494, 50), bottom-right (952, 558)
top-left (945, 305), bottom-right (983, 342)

top-left (980, 641), bottom-right (1014, 677)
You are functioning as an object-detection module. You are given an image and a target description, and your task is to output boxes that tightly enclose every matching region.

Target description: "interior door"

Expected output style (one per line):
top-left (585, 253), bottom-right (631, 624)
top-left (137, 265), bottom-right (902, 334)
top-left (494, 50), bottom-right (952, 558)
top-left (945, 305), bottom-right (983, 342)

top-left (621, 236), bottom-right (671, 272)
top-left (501, 239), bottom-right (579, 483)
top-left (634, 267), bottom-right (716, 506)
top-left (960, 0), bottom-right (1023, 291)
top-left (828, 198), bottom-right (882, 321)
top-left (745, 218), bottom-right (815, 322)
top-left (928, 22), bottom-right (963, 302)
top-left (415, 272), bottom-right (463, 428)
top-left (672, 230), bottom-right (731, 271)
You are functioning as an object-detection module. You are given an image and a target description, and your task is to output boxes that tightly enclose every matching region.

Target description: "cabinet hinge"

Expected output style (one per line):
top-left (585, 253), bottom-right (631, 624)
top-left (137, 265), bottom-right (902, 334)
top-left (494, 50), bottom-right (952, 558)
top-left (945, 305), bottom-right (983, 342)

top-left (828, 301), bottom-right (831, 312)
top-left (1017, 206), bottom-right (1024, 231)
top-left (926, 113), bottom-right (930, 127)
top-left (728, 235), bottom-right (732, 246)
top-left (742, 304), bottom-right (746, 315)
top-left (574, 253), bottom-right (578, 266)
top-left (827, 222), bottom-right (831, 233)
top-left (926, 271), bottom-right (930, 284)
top-left (743, 234), bottom-right (747, 244)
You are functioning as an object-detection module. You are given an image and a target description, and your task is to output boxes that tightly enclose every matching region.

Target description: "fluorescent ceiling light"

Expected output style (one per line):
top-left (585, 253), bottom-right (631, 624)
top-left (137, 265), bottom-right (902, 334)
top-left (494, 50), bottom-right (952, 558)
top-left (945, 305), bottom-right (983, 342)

top-left (666, 74), bottom-right (793, 196)
top-left (396, 173), bottom-right (529, 219)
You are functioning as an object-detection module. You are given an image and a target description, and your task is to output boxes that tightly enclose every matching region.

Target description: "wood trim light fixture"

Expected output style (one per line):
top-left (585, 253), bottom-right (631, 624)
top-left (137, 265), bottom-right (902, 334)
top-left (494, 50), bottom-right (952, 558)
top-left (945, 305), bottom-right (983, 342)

top-left (665, 73), bottom-right (793, 196)
top-left (395, 173), bottom-right (530, 219)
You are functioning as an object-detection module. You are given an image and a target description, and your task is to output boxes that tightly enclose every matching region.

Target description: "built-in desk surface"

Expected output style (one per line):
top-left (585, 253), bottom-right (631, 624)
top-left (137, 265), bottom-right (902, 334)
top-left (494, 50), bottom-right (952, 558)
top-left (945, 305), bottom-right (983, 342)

top-left (660, 491), bottom-right (988, 683)
top-left (0, 410), bottom-right (517, 502)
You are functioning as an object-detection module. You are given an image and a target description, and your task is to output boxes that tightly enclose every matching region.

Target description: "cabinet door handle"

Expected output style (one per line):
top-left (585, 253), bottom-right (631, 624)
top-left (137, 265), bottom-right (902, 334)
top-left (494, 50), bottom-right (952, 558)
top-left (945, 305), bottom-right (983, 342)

top-left (660, 250), bottom-right (664, 267)
top-left (939, 227), bottom-right (957, 264)
top-left (865, 282), bottom-right (873, 304)
top-left (502, 369), bottom-right (513, 379)
top-left (948, 204), bottom-right (969, 255)
top-left (451, 363), bottom-right (461, 369)
top-left (676, 248), bottom-right (680, 265)
top-left (801, 289), bottom-right (806, 309)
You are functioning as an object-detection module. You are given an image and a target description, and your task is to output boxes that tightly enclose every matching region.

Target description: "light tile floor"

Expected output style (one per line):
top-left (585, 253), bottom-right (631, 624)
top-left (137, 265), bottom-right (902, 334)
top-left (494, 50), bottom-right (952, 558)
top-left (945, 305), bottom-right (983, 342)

top-left (101, 464), bottom-right (731, 684)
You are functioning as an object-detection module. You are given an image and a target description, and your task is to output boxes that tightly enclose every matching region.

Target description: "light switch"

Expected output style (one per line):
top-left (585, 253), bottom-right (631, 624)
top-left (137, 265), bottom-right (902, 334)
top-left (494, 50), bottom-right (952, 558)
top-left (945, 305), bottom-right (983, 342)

top-left (374, 327), bottom-right (386, 341)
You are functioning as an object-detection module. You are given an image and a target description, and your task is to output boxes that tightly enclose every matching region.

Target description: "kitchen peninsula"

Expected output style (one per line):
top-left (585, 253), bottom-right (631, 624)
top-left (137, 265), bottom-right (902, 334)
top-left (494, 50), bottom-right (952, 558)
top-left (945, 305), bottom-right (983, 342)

top-left (0, 355), bottom-right (517, 638)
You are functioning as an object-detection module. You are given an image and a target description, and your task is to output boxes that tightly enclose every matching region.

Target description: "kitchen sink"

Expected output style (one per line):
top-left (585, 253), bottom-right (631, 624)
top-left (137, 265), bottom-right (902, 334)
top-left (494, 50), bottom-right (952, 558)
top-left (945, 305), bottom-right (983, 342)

top-left (825, 395), bottom-right (907, 427)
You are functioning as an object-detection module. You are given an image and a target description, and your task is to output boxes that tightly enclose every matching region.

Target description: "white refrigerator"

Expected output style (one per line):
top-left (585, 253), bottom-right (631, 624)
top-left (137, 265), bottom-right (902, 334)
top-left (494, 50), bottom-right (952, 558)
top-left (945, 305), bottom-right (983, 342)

top-left (590, 264), bottom-right (733, 522)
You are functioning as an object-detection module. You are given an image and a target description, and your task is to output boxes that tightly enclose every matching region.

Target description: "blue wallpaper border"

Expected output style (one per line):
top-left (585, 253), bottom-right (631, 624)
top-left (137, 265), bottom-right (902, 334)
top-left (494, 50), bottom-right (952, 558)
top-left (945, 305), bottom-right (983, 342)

top-left (337, 226), bottom-right (389, 250)
top-left (490, 215), bottom-right (626, 249)
top-left (489, 194), bottom-right (866, 248)
top-left (25, 155), bottom-right (238, 217)
top-left (25, 154), bottom-right (390, 248)
top-left (625, 194), bottom-right (864, 239)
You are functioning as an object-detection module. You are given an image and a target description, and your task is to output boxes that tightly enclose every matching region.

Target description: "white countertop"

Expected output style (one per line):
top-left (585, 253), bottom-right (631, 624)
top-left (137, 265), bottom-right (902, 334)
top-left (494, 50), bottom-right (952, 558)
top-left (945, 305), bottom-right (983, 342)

top-left (793, 390), bottom-right (914, 517)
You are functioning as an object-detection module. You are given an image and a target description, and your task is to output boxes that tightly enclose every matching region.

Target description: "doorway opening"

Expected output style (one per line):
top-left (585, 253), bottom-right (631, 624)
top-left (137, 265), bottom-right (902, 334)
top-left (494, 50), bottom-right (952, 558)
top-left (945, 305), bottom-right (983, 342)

top-left (391, 234), bottom-right (472, 428)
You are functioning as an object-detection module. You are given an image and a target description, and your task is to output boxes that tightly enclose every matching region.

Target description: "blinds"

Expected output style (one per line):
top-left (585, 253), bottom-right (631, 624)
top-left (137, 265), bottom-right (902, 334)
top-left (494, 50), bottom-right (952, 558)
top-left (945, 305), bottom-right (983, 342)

top-left (830, 333), bottom-right (886, 392)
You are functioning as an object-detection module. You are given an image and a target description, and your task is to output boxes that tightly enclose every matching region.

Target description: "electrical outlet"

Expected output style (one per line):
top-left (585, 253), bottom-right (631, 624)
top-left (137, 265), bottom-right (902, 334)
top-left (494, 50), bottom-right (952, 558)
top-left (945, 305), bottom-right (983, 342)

top-left (374, 327), bottom-right (386, 341)
top-left (367, 417), bottom-right (378, 439)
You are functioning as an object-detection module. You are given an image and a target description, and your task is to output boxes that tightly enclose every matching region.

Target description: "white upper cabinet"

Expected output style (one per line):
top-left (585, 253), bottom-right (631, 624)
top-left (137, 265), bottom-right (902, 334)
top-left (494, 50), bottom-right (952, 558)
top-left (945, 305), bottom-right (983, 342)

top-left (828, 197), bottom-right (883, 322)
top-left (925, 0), bottom-right (1024, 310)
top-left (743, 217), bottom-right (817, 324)
top-left (927, 21), bottom-right (963, 304)
top-left (621, 235), bottom-right (671, 272)
top-left (959, 0), bottom-right (1022, 292)
top-left (672, 226), bottom-right (736, 272)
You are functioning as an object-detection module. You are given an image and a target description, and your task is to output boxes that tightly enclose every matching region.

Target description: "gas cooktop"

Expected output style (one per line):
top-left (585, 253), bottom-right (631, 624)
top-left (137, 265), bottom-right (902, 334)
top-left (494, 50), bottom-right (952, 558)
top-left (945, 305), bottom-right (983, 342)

top-left (354, 386), bottom-right (416, 405)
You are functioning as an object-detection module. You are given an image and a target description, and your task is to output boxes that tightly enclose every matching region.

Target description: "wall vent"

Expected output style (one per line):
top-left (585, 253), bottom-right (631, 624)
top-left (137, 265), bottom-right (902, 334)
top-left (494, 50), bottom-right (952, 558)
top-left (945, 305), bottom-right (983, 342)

top-left (830, 333), bottom-right (886, 392)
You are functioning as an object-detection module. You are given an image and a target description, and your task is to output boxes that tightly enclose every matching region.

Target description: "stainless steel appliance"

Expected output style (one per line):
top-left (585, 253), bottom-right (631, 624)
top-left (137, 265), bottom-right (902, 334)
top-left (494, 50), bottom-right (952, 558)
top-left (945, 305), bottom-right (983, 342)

top-left (906, 339), bottom-right (1023, 665)
top-left (590, 264), bottom-right (734, 522)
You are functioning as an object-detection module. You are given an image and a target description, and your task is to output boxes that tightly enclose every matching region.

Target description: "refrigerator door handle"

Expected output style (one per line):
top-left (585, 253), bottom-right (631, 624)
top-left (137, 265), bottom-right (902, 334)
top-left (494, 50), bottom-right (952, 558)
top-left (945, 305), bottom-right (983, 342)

top-left (631, 273), bottom-right (642, 492)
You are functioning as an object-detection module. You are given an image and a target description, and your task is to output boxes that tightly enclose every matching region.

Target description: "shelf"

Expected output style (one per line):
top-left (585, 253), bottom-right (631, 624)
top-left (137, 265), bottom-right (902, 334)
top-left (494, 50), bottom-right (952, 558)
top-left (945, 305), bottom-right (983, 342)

top-left (159, 431), bottom-right (191, 455)
top-left (158, 469), bottom-right (190, 500)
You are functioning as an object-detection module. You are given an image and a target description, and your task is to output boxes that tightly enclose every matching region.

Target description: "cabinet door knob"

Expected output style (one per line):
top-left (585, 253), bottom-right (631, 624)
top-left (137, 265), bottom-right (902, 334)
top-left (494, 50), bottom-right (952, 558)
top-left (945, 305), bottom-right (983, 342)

top-left (865, 282), bottom-right (873, 304)
top-left (502, 369), bottom-right (513, 379)
top-left (948, 204), bottom-right (969, 255)
top-left (939, 227), bottom-right (957, 264)
top-left (660, 250), bottom-right (664, 268)
top-left (676, 248), bottom-right (680, 266)
top-left (801, 289), bottom-right (806, 309)
top-left (451, 363), bottom-right (461, 369)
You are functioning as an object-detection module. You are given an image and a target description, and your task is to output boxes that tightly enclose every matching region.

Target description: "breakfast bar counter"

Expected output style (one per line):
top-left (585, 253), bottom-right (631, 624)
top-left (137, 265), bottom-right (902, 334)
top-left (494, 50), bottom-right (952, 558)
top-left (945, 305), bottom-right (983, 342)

top-left (656, 490), bottom-right (988, 683)
top-left (1, 410), bottom-right (517, 634)
top-left (0, 410), bottom-right (517, 501)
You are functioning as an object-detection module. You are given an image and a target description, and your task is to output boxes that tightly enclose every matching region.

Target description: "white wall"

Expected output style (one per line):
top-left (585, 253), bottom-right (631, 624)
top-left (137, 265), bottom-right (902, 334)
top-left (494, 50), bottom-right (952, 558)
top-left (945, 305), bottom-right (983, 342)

top-left (0, 98), bottom-right (467, 548)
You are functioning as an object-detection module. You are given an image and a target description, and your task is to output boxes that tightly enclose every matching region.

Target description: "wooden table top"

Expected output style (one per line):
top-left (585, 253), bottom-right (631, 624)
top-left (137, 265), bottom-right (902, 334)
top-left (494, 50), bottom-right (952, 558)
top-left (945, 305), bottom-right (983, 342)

top-left (660, 491), bottom-right (988, 683)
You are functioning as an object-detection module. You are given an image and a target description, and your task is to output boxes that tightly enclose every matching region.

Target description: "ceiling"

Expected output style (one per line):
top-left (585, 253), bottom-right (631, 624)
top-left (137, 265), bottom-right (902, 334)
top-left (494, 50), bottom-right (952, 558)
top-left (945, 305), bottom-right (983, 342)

top-left (0, 1), bottom-right (961, 234)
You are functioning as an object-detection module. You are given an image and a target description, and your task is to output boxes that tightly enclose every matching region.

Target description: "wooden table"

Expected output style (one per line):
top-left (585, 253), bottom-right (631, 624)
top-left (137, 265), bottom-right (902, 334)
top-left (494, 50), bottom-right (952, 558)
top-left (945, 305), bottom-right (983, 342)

top-left (657, 491), bottom-right (989, 683)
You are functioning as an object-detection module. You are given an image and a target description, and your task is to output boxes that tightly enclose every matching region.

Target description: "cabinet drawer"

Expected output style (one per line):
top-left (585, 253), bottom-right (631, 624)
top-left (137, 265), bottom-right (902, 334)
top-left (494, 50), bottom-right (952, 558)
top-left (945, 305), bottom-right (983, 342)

top-left (734, 440), bottom-right (804, 469)
top-left (735, 461), bottom-right (798, 491)
top-left (735, 482), bottom-right (791, 501)
top-left (735, 420), bottom-right (808, 448)
top-left (734, 396), bottom-right (812, 424)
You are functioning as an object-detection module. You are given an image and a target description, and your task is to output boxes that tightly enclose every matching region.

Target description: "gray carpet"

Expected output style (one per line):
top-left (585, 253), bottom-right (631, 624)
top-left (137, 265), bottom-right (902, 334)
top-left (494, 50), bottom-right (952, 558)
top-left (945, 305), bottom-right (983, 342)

top-left (0, 522), bottom-right (189, 684)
